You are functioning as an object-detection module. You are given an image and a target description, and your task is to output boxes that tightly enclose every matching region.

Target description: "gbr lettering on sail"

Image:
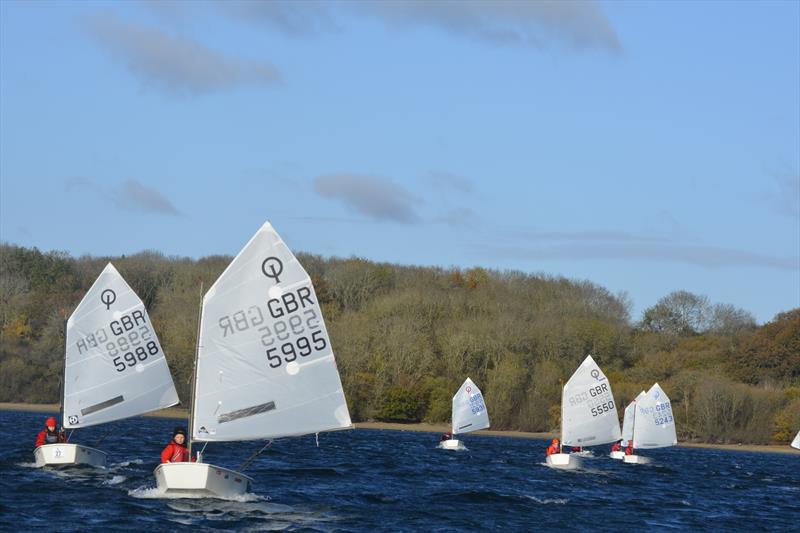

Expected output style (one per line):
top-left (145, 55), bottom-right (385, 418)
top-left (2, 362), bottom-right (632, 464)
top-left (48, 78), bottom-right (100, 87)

top-left (216, 284), bottom-right (328, 370)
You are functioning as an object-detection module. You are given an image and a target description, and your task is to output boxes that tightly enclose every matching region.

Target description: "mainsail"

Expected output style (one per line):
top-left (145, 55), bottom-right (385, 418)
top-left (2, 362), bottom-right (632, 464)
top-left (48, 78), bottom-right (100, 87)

top-left (561, 355), bottom-right (621, 447)
top-left (632, 383), bottom-right (677, 449)
top-left (621, 390), bottom-right (646, 446)
top-left (791, 430), bottom-right (800, 450)
top-left (451, 378), bottom-right (490, 435)
top-left (191, 221), bottom-right (352, 442)
top-left (63, 263), bottom-right (179, 429)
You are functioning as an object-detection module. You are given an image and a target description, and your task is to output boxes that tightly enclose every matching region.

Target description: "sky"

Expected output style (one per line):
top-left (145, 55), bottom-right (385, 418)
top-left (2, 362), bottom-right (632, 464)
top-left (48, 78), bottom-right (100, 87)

top-left (0, 0), bottom-right (798, 324)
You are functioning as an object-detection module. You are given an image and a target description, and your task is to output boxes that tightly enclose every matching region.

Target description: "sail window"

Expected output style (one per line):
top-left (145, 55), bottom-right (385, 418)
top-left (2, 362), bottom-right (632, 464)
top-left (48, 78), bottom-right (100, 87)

top-left (80, 395), bottom-right (124, 416)
top-left (217, 401), bottom-right (276, 423)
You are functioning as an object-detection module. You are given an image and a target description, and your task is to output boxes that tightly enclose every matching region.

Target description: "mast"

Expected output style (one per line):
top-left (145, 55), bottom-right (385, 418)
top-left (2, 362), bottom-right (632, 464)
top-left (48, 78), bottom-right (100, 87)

top-left (59, 312), bottom-right (67, 429)
top-left (559, 378), bottom-right (564, 453)
top-left (187, 283), bottom-right (204, 459)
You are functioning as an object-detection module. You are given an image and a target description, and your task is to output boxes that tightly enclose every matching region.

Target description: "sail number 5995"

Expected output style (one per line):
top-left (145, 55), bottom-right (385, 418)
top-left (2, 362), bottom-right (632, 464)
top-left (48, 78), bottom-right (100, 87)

top-left (266, 331), bottom-right (327, 369)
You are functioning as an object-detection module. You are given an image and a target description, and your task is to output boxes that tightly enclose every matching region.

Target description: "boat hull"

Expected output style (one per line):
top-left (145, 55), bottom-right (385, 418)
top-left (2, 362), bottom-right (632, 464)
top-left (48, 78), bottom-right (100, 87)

top-left (438, 439), bottom-right (466, 451)
top-left (154, 462), bottom-right (253, 499)
top-left (34, 443), bottom-right (108, 468)
top-left (623, 454), bottom-right (651, 464)
top-left (546, 453), bottom-right (582, 470)
top-left (609, 451), bottom-right (625, 460)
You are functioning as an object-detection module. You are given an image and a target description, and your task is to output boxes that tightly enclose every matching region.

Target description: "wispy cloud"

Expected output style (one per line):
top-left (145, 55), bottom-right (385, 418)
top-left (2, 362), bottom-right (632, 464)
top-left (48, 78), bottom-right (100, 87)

top-left (217, 0), bottom-right (339, 36)
top-left (433, 207), bottom-right (480, 228)
top-left (313, 173), bottom-right (421, 223)
top-left (353, 0), bottom-right (622, 53)
top-left (209, 0), bottom-right (621, 53)
top-left (514, 229), bottom-right (669, 244)
top-left (427, 171), bottom-right (474, 194)
top-left (65, 178), bottom-right (180, 215)
top-left (85, 12), bottom-right (281, 96)
top-left (489, 242), bottom-right (799, 271)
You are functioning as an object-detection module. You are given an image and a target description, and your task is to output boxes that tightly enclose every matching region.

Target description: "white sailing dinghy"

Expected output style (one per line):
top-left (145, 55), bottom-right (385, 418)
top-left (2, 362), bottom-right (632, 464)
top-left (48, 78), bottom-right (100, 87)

top-left (439, 378), bottom-right (490, 450)
top-left (546, 355), bottom-right (621, 470)
top-left (35, 263), bottom-right (179, 468)
top-left (611, 390), bottom-right (646, 460)
top-left (790, 430), bottom-right (799, 450)
top-left (154, 221), bottom-right (352, 498)
top-left (623, 383), bottom-right (677, 464)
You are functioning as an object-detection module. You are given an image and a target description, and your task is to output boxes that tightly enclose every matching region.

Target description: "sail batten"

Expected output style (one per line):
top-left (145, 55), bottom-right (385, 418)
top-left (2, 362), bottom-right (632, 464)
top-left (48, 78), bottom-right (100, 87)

top-left (63, 263), bottom-right (180, 429)
top-left (191, 222), bottom-right (352, 442)
top-left (561, 355), bottom-right (621, 447)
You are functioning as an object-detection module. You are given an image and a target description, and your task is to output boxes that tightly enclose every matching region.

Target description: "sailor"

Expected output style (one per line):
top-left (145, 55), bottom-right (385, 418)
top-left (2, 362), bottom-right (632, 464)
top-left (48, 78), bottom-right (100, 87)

top-left (160, 426), bottom-right (194, 463)
top-left (625, 442), bottom-right (635, 455)
top-left (611, 440), bottom-right (622, 453)
top-left (35, 416), bottom-right (67, 447)
top-left (439, 432), bottom-right (453, 442)
top-left (546, 438), bottom-right (560, 456)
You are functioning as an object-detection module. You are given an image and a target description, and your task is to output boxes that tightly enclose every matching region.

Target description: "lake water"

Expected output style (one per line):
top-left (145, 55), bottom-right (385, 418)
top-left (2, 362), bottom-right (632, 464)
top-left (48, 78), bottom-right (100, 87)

top-left (1, 409), bottom-right (797, 531)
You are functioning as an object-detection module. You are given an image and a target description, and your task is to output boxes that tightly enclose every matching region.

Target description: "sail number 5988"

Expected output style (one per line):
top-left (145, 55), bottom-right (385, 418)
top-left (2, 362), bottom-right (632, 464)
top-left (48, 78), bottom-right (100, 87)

top-left (266, 331), bottom-right (327, 369)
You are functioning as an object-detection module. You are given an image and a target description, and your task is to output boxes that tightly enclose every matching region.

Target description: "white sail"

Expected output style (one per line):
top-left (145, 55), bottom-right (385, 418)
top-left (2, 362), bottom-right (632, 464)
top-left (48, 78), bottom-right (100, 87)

top-left (621, 390), bottom-right (646, 446)
top-left (791, 430), bottom-right (800, 450)
top-left (63, 263), bottom-right (179, 429)
top-left (451, 378), bottom-right (490, 435)
top-left (192, 221), bottom-right (352, 442)
top-left (561, 355), bottom-right (621, 447)
top-left (632, 383), bottom-right (677, 449)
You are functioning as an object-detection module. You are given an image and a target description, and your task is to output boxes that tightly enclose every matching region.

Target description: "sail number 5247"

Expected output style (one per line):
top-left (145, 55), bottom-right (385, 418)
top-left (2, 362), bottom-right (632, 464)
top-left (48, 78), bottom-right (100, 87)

top-left (266, 331), bottom-right (327, 368)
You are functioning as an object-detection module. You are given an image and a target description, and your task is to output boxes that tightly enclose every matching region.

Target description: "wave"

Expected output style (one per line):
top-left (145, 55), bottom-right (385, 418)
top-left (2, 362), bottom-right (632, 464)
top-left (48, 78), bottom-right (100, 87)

top-left (111, 459), bottom-right (144, 468)
top-left (128, 485), bottom-right (266, 502)
top-left (103, 475), bottom-right (127, 485)
top-left (526, 496), bottom-right (569, 505)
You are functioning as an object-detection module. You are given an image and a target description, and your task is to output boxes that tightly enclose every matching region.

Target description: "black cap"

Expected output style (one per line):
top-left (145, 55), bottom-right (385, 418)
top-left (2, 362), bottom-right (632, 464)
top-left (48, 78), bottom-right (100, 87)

top-left (173, 426), bottom-right (187, 438)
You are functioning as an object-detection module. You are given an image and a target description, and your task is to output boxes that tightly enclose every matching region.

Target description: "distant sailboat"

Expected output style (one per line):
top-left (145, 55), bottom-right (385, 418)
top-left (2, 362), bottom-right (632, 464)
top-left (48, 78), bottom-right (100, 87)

top-left (154, 221), bottom-right (352, 498)
top-left (791, 430), bottom-right (800, 450)
top-left (611, 390), bottom-right (646, 460)
top-left (439, 378), bottom-right (490, 450)
top-left (623, 383), bottom-right (677, 464)
top-left (35, 263), bottom-right (179, 468)
top-left (546, 355), bottom-right (621, 470)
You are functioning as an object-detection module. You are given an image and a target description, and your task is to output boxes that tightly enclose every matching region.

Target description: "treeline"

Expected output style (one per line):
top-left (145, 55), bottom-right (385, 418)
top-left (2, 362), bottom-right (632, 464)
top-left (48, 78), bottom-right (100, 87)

top-left (1, 243), bottom-right (798, 444)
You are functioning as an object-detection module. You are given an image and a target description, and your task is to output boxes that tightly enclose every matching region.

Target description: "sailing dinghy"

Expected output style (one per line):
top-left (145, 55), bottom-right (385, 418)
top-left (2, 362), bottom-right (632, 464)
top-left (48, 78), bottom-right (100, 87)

top-left (546, 355), bottom-right (621, 470)
top-left (154, 221), bottom-right (352, 498)
top-left (611, 390), bottom-right (645, 460)
top-left (35, 263), bottom-right (179, 468)
top-left (623, 383), bottom-right (677, 464)
top-left (792, 430), bottom-right (800, 450)
top-left (439, 378), bottom-right (490, 450)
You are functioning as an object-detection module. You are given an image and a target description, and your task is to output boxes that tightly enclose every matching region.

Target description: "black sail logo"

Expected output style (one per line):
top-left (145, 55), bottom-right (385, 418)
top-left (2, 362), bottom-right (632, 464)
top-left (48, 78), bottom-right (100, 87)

top-left (261, 257), bottom-right (284, 284)
top-left (101, 289), bottom-right (116, 310)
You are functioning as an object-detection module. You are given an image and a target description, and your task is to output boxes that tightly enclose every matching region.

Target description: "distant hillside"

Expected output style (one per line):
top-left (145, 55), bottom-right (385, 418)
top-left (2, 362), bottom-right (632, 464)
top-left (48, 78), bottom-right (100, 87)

top-left (1, 243), bottom-right (798, 444)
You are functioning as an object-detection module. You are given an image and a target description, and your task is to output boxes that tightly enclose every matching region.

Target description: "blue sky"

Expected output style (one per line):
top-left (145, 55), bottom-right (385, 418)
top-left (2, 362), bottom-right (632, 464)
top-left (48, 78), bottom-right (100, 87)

top-left (1, 0), bottom-right (798, 324)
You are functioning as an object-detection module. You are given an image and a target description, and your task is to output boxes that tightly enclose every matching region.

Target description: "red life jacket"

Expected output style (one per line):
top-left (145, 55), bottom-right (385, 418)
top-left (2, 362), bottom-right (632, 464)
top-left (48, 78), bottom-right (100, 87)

top-left (161, 442), bottom-right (190, 463)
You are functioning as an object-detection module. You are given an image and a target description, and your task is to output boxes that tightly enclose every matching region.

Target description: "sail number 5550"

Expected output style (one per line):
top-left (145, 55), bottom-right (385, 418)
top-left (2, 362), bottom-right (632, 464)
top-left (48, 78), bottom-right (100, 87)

top-left (266, 331), bottom-right (327, 369)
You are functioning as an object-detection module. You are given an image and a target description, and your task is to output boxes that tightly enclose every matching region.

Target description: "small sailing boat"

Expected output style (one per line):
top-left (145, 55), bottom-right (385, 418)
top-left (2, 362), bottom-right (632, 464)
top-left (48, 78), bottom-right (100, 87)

top-left (439, 377), bottom-right (490, 450)
top-left (154, 221), bottom-right (352, 498)
top-left (546, 355), bottom-right (621, 470)
top-left (790, 430), bottom-right (799, 450)
top-left (35, 263), bottom-right (179, 468)
top-left (623, 383), bottom-right (677, 464)
top-left (611, 390), bottom-right (645, 460)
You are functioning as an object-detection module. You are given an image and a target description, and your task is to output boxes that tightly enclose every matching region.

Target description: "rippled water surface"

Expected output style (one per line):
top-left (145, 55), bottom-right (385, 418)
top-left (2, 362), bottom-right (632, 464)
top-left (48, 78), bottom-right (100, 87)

top-left (1, 410), bottom-right (797, 531)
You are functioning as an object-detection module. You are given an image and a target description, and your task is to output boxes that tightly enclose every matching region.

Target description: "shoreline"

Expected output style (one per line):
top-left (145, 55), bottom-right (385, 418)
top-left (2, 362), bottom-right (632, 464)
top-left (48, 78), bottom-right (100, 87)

top-left (4, 402), bottom-right (797, 455)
